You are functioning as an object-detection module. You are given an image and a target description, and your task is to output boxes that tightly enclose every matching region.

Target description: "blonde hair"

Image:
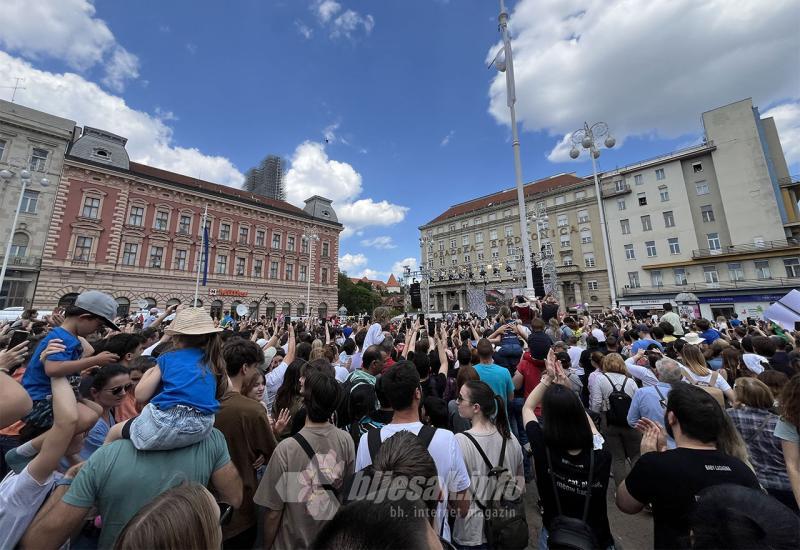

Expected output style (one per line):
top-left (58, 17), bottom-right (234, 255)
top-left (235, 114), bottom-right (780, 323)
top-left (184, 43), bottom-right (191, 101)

top-left (601, 353), bottom-right (629, 376)
top-left (309, 347), bottom-right (327, 362)
top-left (681, 344), bottom-right (711, 377)
top-left (734, 378), bottom-right (774, 410)
top-left (372, 306), bottom-right (390, 324)
top-left (114, 483), bottom-right (222, 550)
top-left (311, 339), bottom-right (323, 351)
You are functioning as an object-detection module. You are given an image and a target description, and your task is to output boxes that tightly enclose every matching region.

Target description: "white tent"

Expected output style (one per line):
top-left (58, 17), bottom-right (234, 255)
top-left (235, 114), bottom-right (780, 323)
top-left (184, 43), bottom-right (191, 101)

top-left (763, 289), bottom-right (800, 331)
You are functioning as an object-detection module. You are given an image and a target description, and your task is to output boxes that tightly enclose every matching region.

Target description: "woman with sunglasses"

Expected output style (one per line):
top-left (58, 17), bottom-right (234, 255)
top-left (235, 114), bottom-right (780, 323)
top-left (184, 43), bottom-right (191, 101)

top-left (77, 364), bottom-right (130, 461)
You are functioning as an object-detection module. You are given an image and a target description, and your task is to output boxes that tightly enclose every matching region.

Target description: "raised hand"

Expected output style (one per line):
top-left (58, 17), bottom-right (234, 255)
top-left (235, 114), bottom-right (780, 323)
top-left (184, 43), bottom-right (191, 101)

top-left (0, 340), bottom-right (29, 371)
top-left (635, 418), bottom-right (667, 454)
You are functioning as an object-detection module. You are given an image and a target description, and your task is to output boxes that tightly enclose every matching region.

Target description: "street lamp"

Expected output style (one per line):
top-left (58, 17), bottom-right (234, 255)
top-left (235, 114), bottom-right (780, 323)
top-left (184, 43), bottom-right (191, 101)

top-left (0, 168), bottom-right (49, 307)
top-left (418, 236), bottom-right (433, 311)
top-left (302, 231), bottom-right (319, 319)
top-left (490, 0), bottom-right (536, 300)
top-left (569, 121), bottom-right (618, 307)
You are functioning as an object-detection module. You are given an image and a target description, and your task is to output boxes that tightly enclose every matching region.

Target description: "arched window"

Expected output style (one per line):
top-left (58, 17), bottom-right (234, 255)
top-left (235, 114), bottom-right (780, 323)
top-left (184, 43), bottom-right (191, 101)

top-left (116, 297), bottom-right (130, 318)
top-left (58, 293), bottom-right (79, 307)
top-left (249, 301), bottom-right (260, 318)
top-left (210, 300), bottom-right (223, 319)
top-left (317, 302), bottom-right (328, 319)
top-left (144, 297), bottom-right (157, 309)
top-left (193, 298), bottom-right (203, 307)
top-left (296, 302), bottom-right (306, 317)
top-left (10, 232), bottom-right (28, 258)
top-left (231, 300), bottom-right (242, 319)
top-left (282, 302), bottom-right (291, 315)
top-left (265, 301), bottom-right (276, 320)
top-left (166, 298), bottom-right (180, 308)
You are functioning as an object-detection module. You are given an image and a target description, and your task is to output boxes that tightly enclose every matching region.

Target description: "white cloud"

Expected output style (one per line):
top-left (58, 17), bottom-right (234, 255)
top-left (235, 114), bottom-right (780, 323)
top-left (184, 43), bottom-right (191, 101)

top-left (440, 130), bottom-right (455, 147)
top-left (339, 252), bottom-right (368, 274)
top-left (283, 141), bottom-right (408, 236)
top-left (360, 236), bottom-right (397, 249)
top-left (391, 257), bottom-right (419, 278)
top-left (358, 268), bottom-right (387, 280)
top-left (312, 0), bottom-right (373, 39)
top-left (0, 0), bottom-right (140, 91)
top-left (185, 43), bottom-right (198, 55)
top-left (314, 0), bottom-right (341, 23)
top-left (295, 20), bottom-right (314, 39)
top-left (487, 0), bottom-right (800, 161)
top-left (322, 121), bottom-right (349, 145)
top-left (763, 101), bottom-right (800, 168)
top-left (0, 51), bottom-right (244, 187)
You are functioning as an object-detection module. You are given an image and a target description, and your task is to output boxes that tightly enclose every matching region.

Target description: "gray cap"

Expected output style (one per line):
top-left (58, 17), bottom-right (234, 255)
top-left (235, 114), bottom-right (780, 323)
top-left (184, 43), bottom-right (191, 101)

top-left (75, 290), bottom-right (121, 331)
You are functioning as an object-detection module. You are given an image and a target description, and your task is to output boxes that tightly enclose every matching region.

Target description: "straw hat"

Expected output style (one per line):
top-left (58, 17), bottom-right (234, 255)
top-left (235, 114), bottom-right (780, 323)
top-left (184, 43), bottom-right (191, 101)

top-left (683, 332), bottom-right (706, 345)
top-left (164, 308), bottom-right (223, 335)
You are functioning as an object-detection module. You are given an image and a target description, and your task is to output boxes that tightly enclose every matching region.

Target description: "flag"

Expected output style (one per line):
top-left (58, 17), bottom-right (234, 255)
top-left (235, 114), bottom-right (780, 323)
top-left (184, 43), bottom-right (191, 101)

top-left (202, 226), bottom-right (209, 286)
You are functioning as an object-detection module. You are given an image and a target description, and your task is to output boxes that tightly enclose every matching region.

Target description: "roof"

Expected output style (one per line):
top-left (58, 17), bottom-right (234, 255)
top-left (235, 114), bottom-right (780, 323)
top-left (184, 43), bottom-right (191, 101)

top-left (386, 274), bottom-right (399, 287)
top-left (351, 276), bottom-right (388, 288)
top-left (422, 173), bottom-right (584, 226)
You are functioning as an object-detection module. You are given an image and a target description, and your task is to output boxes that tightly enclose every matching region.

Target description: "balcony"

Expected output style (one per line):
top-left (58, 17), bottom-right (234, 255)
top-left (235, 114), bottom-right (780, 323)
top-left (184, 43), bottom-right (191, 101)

top-left (0, 256), bottom-right (41, 269)
top-left (557, 264), bottom-right (582, 274)
top-left (601, 183), bottom-right (631, 198)
top-left (691, 238), bottom-right (800, 259)
top-left (621, 276), bottom-right (798, 296)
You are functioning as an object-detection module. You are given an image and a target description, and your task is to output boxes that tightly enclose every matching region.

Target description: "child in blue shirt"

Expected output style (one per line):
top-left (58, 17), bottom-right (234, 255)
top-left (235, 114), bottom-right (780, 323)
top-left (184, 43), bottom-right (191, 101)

top-left (105, 307), bottom-right (225, 450)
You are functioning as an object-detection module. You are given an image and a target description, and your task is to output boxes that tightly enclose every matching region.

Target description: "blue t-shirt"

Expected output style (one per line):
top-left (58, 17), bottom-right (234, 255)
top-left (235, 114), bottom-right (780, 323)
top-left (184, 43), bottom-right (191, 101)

top-left (151, 348), bottom-right (219, 414)
top-left (22, 326), bottom-right (83, 401)
top-left (730, 319), bottom-right (742, 327)
top-left (474, 363), bottom-right (515, 404)
top-left (631, 338), bottom-right (664, 355)
top-left (699, 328), bottom-right (722, 345)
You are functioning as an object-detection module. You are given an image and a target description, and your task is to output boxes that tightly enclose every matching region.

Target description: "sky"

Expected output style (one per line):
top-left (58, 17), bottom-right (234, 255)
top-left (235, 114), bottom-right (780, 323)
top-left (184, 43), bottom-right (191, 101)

top-left (0, 0), bottom-right (798, 281)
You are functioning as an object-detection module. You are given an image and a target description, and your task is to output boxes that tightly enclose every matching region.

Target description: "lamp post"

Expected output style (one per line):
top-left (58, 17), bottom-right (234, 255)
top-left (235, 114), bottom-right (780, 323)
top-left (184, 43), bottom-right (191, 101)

top-left (569, 122), bottom-right (618, 307)
top-left (491, 0), bottom-right (535, 300)
top-left (419, 236), bottom-right (433, 312)
top-left (302, 232), bottom-right (319, 320)
top-left (0, 168), bottom-right (49, 307)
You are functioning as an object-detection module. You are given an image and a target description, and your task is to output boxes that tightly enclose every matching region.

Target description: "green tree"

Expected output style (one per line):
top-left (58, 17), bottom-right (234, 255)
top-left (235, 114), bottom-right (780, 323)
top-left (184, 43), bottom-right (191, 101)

top-left (338, 272), bottom-right (382, 315)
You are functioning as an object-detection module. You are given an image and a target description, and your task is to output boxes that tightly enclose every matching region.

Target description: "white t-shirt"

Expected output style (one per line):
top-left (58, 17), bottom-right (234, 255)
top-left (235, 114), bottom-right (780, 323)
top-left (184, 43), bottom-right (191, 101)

top-left (742, 353), bottom-right (767, 375)
top-left (567, 345), bottom-right (585, 372)
top-left (265, 360), bottom-right (289, 413)
top-left (355, 421), bottom-right (471, 542)
top-left (624, 357), bottom-right (660, 387)
top-left (0, 467), bottom-right (61, 548)
top-left (682, 369), bottom-right (732, 392)
top-left (334, 365), bottom-right (349, 383)
top-left (363, 323), bottom-right (385, 349)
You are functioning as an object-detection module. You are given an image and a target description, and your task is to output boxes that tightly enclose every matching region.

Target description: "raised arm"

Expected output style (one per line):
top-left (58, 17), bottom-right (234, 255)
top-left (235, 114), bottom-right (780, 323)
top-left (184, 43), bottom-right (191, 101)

top-left (28, 376), bottom-right (79, 483)
top-left (283, 324), bottom-right (296, 366)
top-left (135, 364), bottom-right (162, 403)
top-left (149, 304), bottom-right (178, 330)
top-left (435, 324), bottom-right (448, 378)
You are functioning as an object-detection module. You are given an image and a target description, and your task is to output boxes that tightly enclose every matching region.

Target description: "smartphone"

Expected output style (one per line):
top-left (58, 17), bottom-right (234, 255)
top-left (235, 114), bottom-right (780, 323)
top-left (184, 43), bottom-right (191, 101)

top-left (405, 318), bottom-right (412, 330)
top-left (794, 321), bottom-right (800, 332)
top-left (284, 316), bottom-right (291, 328)
top-left (7, 330), bottom-right (29, 350)
top-left (427, 319), bottom-right (435, 335)
top-left (746, 318), bottom-right (756, 326)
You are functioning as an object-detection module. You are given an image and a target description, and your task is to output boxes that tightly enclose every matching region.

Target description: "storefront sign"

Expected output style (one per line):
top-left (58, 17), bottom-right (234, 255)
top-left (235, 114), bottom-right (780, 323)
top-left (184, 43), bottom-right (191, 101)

top-left (700, 294), bottom-right (783, 304)
top-left (208, 288), bottom-right (249, 297)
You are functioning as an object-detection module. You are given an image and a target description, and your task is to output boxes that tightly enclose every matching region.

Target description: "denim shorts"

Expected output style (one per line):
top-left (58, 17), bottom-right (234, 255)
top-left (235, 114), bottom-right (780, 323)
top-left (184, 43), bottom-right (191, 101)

top-left (124, 402), bottom-right (214, 451)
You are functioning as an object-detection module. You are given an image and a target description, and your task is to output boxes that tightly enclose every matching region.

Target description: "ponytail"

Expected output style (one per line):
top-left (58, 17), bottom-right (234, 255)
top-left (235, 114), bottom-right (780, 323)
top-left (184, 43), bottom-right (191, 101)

top-left (493, 394), bottom-right (511, 440)
top-left (464, 380), bottom-right (511, 440)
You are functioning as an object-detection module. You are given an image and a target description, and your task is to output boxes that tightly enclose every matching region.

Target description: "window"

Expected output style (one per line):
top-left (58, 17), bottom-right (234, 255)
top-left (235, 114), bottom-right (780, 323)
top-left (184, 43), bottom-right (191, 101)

top-left (560, 235), bottom-right (571, 248)
top-left (299, 264), bottom-right (307, 281)
top-left (668, 237), bottom-right (681, 254)
top-left (584, 253), bottom-right (595, 268)
top-left (0, 139), bottom-right (5, 159)
top-left (236, 257), bottom-right (246, 275)
top-left (555, 195), bottom-right (566, 205)
top-left (464, 254), bottom-right (471, 264)
top-left (10, 233), bottom-right (28, 257)
top-left (285, 263), bottom-right (294, 280)
top-left (628, 272), bottom-right (640, 288)
top-left (449, 224), bottom-right (456, 232)
top-left (438, 240), bottom-right (444, 251)
top-left (474, 217), bottom-right (482, 225)
top-left (240, 227), bottom-right (250, 244)
top-left (728, 262), bottom-right (744, 281)
top-left (249, 259), bottom-right (260, 277)
top-left (563, 256), bottom-right (573, 266)
top-left (504, 225), bottom-right (513, 237)
top-left (122, 243), bottom-right (138, 266)
top-left (614, 179), bottom-right (625, 192)
top-left (557, 214), bottom-right (568, 227)
top-left (491, 249), bottom-right (500, 260)
top-left (587, 280), bottom-right (598, 290)
top-left (272, 233), bottom-right (281, 249)
top-left (578, 210), bottom-right (589, 223)
top-left (174, 249), bottom-right (187, 271)
top-left (503, 209), bottom-right (512, 218)
top-left (488, 212), bottom-right (496, 221)
top-left (663, 210), bottom-right (675, 227)
top-left (755, 260), bottom-right (771, 279)
top-left (542, 242), bottom-right (554, 257)
top-left (288, 235), bottom-right (297, 251)
top-left (641, 215), bottom-right (652, 231)
top-left (179, 215), bottom-right (191, 235)
top-left (707, 233), bottom-right (721, 251)
top-left (462, 235), bottom-right (469, 246)
top-left (692, 162), bottom-right (703, 173)
top-left (477, 252), bottom-right (484, 261)
top-left (321, 268), bottom-right (328, 284)
top-left (128, 206), bottom-right (144, 226)
top-left (74, 236), bottom-right (92, 261)
top-left (154, 210), bottom-right (169, 231)
top-left (695, 181), bottom-right (709, 195)
top-left (82, 197), bottom-right (101, 219)
top-left (785, 258), bottom-right (800, 278)
top-left (29, 148), bottom-right (48, 171)
top-left (462, 221), bottom-right (469, 229)
top-left (451, 258), bottom-right (458, 266)
top-left (575, 190), bottom-right (586, 200)
top-left (20, 190), bottom-right (38, 214)
top-left (637, 192), bottom-right (647, 206)
top-left (256, 230), bottom-right (265, 247)
top-left (450, 238), bottom-right (456, 249)
top-left (634, 174), bottom-right (644, 186)
top-left (220, 223), bottom-right (231, 240)
top-left (701, 205), bottom-right (715, 222)
top-left (439, 258), bottom-right (445, 267)
top-left (674, 268), bottom-right (688, 285)
top-left (270, 261), bottom-right (279, 278)
top-left (216, 254), bottom-right (228, 274)
top-left (645, 241), bottom-right (657, 257)
top-left (322, 242), bottom-right (330, 257)
top-left (655, 168), bottom-right (665, 181)
top-left (651, 270), bottom-right (663, 287)
top-left (580, 228), bottom-right (592, 244)
top-left (149, 246), bottom-right (164, 269)
top-left (475, 232), bottom-right (483, 244)
top-left (703, 266), bottom-right (719, 284)
top-left (489, 229), bottom-right (498, 240)
top-left (617, 199), bottom-right (626, 211)
top-left (620, 219), bottom-right (631, 235)
top-left (659, 186), bottom-right (669, 202)
top-left (624, 244), bottom-right (635, 260)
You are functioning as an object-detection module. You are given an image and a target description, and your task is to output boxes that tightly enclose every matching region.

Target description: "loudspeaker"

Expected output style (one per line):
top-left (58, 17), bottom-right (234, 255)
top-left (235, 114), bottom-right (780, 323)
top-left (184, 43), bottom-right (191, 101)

top-left (532, 265), bottom-right (545, 297)
top-left (410, 282), bottom-right (422, 309)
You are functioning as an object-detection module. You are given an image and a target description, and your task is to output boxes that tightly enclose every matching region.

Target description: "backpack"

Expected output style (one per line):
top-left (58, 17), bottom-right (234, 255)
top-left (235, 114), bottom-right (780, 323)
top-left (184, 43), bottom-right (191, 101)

top-left (544, 447), bottom-right (598, 550)
top-left (292, 433), bottom-right (341, 498)
top-left (462, 433), bottom-right (529, 550)
top-left (601, 373), bottom-right (632, 427)
top-left (681, 368), bottom-right (725, 410)
top-left (336, 372), bottom-right (375, 429)
top-left (367, 424), bottom-right (437, 462)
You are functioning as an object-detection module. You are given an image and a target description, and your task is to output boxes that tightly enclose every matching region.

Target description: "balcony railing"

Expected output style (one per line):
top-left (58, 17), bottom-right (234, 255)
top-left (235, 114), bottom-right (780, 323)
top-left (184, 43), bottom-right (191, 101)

top-left (557, 264), bottom-right (582, 274)
top-left (0, 256), bottom-right (41, 268)
top-left (691, 238), bottom-right (800, 259)
top-left (601, 183), bottom-right (631, 198)
top-left (621, 276), bottom-right (798, 296)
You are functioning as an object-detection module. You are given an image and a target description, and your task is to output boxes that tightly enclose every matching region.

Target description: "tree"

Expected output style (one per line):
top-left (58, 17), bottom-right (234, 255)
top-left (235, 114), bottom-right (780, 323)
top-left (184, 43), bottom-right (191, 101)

top-left (338, 272), bottom-right (382, 315)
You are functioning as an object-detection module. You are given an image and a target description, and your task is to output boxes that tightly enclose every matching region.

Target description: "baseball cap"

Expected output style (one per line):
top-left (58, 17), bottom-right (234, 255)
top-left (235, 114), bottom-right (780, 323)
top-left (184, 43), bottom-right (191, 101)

top-left (636, 323), bottom-right (651, 333)
top-left (75, 290), bottom-right (121, 331)
top-left (591, 328), bottom-right (607, 343)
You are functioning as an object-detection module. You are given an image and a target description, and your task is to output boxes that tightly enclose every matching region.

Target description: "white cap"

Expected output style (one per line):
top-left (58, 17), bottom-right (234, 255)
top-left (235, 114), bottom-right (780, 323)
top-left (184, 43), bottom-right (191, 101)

top-left (591, 328), bottom-right (606, 343)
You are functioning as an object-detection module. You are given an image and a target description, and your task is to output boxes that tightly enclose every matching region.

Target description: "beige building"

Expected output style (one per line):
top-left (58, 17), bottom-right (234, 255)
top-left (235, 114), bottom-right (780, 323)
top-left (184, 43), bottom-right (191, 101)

top-left (419, 174), bottom-right (613, 312)
top-left (0, 101), bottom-right (75, 309)
top-left (598, 98), bottom-right (800, 318)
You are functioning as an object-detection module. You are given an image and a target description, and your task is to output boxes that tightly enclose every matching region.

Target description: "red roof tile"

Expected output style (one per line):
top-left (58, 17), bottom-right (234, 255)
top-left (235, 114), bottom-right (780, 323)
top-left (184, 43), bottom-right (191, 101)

top-left (386, 274), bottom-right (399, 287)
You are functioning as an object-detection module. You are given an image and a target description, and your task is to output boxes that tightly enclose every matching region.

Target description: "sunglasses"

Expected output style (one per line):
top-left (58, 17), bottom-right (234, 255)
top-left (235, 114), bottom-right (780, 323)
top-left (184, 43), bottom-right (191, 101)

top-left (106, 383), bottom-right (134, 396)
top-left (218, 502), bottom-right (233, 526)
top-left (455, 395), bottom-right (473, 404)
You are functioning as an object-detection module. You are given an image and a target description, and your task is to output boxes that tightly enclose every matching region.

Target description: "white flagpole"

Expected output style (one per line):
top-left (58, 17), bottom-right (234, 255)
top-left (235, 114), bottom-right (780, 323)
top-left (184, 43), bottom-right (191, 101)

top-left (194, 204), bottom-right (209, 308)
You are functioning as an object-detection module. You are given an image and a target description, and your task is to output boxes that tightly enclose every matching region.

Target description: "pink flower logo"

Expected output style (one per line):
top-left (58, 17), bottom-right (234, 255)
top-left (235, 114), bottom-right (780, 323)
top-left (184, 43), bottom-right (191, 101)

top-left (297, 449), bottom-right (345, 520)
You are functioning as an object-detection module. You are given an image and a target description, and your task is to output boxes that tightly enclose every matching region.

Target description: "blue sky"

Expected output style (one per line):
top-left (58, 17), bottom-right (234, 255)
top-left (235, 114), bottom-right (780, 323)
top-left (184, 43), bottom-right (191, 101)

top-left (1, 0), bottom-right (798, 280)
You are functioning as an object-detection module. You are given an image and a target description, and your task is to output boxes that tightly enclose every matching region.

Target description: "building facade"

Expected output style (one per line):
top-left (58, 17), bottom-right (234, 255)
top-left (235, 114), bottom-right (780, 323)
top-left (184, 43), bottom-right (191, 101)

top-left (598, 98), bottom-right (800, 318)
top-left (34, 127), bottom-right (341, 319)
top-left (419, 174), bottom-right (613, 312)
top-left (0, 100), bottom-right (75, 309)
top-left (244, 154), bottom-right (286, 201)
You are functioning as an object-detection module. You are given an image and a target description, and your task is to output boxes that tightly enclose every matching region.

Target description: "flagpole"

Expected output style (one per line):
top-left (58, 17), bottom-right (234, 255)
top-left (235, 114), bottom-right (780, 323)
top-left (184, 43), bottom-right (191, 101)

top-left (194, 204), bottom-right (208, 307)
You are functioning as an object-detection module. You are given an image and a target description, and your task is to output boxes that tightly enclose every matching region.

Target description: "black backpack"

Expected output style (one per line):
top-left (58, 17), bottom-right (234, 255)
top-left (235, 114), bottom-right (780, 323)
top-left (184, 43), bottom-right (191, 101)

top-left (462, 433), bottom-right (529, 550)
top-left (545, 448), bottom-right (598, 550)
top-left (367, 424), bottom-right (437, 461)
top-left (601, 373), bottom-right (632, 427)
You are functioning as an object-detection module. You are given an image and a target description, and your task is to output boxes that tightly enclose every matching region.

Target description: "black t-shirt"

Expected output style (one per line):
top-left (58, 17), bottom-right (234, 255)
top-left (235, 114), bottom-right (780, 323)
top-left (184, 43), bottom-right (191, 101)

top-left (422, 372), bottom-right (446, 399)
top-left (624, 448), bottom-right (761, 549)
top-left (526, 421), bottom-right (613, 548)
top-left (541, 303), bottom-right (559, 323)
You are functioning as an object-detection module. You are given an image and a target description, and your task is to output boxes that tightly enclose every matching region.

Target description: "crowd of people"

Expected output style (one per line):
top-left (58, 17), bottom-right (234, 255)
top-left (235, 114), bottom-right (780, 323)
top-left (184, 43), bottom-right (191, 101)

top-left (0, 290), bottom-right (799, 549)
